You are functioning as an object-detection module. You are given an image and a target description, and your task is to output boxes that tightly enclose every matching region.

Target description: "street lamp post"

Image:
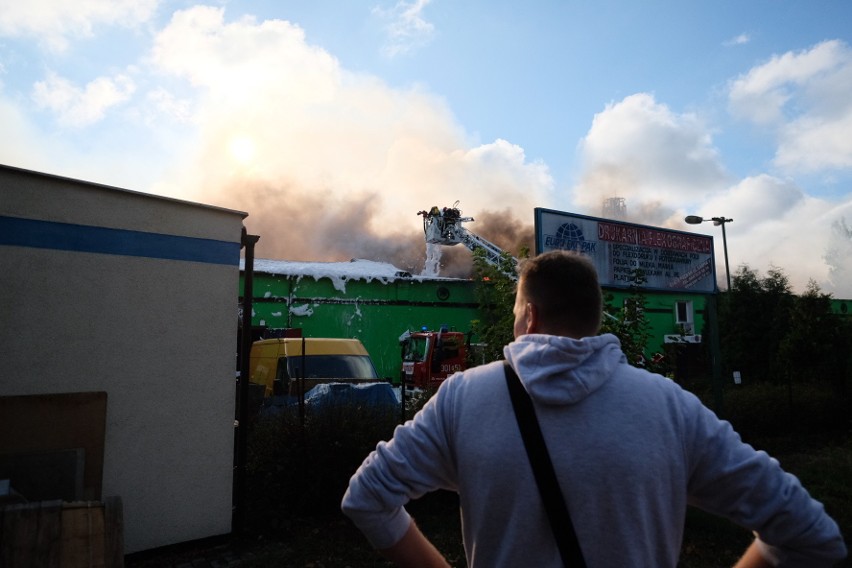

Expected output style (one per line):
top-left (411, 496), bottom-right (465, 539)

top-left (685, 215), bottom-right (733, 414)
top-left (685, 215), bottom-right (733, 291)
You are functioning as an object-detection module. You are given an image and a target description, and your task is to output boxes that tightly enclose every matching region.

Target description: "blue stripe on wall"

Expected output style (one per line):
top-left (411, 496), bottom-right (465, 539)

top-left (0, 215), bottom-right (241, 266)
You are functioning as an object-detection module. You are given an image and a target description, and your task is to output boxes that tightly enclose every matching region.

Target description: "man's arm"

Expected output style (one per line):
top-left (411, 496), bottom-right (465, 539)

top-left (733, 540), bottom-right (776, 568)
top-left (378, 519), bottom-right (451, 568)
top-left (342, 380), bottom-right (461, 559)
top-left (684, 393), bottom-right (846, 566)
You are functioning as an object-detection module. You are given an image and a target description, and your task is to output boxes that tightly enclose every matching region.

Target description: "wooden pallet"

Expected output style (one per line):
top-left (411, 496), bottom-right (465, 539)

top-left (0, 497), bottom-right (123, 568)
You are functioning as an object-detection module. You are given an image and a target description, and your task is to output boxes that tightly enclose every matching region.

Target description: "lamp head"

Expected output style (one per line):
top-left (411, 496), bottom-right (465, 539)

top-left (684, 215), bottom-right (704, 225)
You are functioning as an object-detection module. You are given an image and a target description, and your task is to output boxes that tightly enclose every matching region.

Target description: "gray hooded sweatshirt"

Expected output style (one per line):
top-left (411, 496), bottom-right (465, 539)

top-left (342, 333), bottom-right (846, 567)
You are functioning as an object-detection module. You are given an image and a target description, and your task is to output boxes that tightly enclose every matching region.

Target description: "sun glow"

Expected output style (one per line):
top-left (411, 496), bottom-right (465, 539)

top-left (229, 136), bottom-right (256, 165)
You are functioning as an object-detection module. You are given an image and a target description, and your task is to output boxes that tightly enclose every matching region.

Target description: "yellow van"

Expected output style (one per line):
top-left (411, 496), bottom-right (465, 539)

top-left (249, 338), bottom-right (381, 397)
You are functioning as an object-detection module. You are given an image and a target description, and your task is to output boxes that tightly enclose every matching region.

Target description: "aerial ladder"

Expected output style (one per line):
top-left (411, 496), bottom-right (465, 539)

top-left (417, 202), bottom-right (518, 278)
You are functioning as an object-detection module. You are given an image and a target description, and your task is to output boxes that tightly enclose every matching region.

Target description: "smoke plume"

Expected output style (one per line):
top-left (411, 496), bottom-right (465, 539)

top-left (231, 175), bottom-right (535, 277)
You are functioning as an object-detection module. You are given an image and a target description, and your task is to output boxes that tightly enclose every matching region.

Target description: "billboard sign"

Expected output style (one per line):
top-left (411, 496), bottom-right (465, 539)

top-left (534, 208), bottom-right (717, 293)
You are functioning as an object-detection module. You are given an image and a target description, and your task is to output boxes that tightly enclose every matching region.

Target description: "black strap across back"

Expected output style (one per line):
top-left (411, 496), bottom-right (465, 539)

top-left (503, 361), bottom-right (587, 567)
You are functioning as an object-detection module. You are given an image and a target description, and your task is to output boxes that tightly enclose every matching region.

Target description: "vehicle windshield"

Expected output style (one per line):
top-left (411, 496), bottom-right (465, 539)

top-left (403, 337), bottom-right (430, 362)
top-left (286, 355), bottom-right (379, 379)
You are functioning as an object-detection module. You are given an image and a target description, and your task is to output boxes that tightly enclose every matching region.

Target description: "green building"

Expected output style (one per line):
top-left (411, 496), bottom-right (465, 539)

top-left (602, 288), bottom-right (710, 380)
top-left (606, 289), bottom-right (709, 348)
top-left (831, 298), bottom-right (852, 317)
top-left (240, 258), bottom-right (713, 381)
top-left (240, 259), bottom-right (481, 380)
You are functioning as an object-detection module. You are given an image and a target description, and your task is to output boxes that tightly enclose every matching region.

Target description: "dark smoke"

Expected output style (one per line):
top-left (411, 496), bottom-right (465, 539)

top-left (222, 179), bottom-right (425, 273)
top-left (422, 208), bottom-right (536, 277)
top-left (218, 180), bottom-right (534, 277)
top-left (474, 209), bottom-right (536, 255)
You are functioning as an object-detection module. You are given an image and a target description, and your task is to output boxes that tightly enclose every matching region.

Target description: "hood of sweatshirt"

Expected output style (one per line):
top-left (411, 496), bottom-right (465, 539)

top-left (503, 333), bottom-right (626, 406)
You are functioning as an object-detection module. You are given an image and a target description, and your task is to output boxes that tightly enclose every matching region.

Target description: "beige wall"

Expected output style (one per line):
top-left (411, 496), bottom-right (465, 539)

top-left (0, 165), bottom-right (247, 553)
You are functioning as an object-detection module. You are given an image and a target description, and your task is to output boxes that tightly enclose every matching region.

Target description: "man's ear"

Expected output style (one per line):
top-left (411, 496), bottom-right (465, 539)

top-left (525, 302), bottom-right (539, 334)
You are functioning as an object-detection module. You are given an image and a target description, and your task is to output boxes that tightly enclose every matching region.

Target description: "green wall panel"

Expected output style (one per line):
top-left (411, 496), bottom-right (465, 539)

top-left (605, 289), bottom-right (709, 353)
top-left (241, 266), bottom-right (711, 380)
top-left (245, 270), bottom-right (479, 380)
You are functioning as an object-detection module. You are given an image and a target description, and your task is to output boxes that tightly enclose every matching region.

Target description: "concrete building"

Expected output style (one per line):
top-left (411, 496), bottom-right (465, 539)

top-left (0, 164), bottom-right (246, 553)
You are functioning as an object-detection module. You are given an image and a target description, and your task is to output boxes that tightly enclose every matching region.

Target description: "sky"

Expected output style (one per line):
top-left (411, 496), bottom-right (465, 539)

top-left (2, 1), bottom-right (852, 296)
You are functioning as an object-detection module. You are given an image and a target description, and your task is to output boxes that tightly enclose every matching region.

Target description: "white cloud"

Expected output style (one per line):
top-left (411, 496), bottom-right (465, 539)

top-left (686, 174), bottom-right (852, 296)
top-left (0, 98), bottom-right (49, 169)
top-left (571, 92), bottom-right (852, 296)
top-left (0, 94), bottom-right (133, 182)
top-left (145, 6), bottom-right (549, 270)
top-left (32, 70), bottom-right (136, 127)
top-left (728, 40), bottom-right (852, 173)
top-left (150, 7), bottom-right (340, 104)
top-left (7, 4), bottom-right (846, 292)
top-left (723, 33), bottom-right (750, 47)
top-left (146, 87), bottom-right (193, 122)
top-left (572, 93), bottom-right (729, 223)
top-left (373, 0), bottom-right (435, 57)
top-left (728, 41), bottom-right (846, 123)
top-left (700, 174), bottom-right (804, 228)
top-left (825, 217), bottom-right (852, 293)
top-left (775, 89), bottom-right (852, 171)
top-left (0, 0), bottom-right (160, 52)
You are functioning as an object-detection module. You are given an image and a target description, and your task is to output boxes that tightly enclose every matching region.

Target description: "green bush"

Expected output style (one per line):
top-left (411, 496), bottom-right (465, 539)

top-left (403, 387), bottom-right (437, 418)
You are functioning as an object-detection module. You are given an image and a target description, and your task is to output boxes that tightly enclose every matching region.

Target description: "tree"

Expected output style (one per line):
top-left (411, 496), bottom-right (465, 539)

top-left (600, 269), bottom-right (660, 372)
top-left (762, 267), bottom-right (796, 378)
top-left (720, 266), bottom-right (759, 378)
top-left (778, 280), bottom-right (846, 389)
top-left (720, 265), bottom-right (794, 382)
top-left (469, 248), bottom-right (521, 363)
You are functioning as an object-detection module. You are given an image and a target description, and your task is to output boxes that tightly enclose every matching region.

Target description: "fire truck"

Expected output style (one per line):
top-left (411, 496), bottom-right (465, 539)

top-left (400, 326), bottom-right (470, 390)
top-left (417, 202), bottom-right (518, 278)
top-left (401, 203), bottom-right (513, 390)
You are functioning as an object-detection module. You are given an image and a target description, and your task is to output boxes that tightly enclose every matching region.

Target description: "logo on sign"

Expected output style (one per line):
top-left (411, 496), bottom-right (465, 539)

top-left (544, 223), bottom-right (597, 253)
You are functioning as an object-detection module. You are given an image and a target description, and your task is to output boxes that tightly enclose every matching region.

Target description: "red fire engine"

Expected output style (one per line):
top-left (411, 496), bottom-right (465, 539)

top-left (400, 326), bottom-right (469, 390)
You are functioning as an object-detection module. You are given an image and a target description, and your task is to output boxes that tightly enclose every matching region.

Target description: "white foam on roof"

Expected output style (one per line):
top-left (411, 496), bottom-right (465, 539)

top-left (240, 258), bottom-right (461, 293)
top-left (246, 258), bottom-right (410, 280)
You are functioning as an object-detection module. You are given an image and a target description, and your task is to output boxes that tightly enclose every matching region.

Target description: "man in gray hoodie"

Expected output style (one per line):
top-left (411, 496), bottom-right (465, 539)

top-left (342, 250), bottom-right (847, 567)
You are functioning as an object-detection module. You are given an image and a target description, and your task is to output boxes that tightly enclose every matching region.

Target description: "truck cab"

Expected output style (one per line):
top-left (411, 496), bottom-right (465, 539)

top-left (401, 327), bottom-right (468, 390)
top-left (249, 337), bottom-right (381, 398)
